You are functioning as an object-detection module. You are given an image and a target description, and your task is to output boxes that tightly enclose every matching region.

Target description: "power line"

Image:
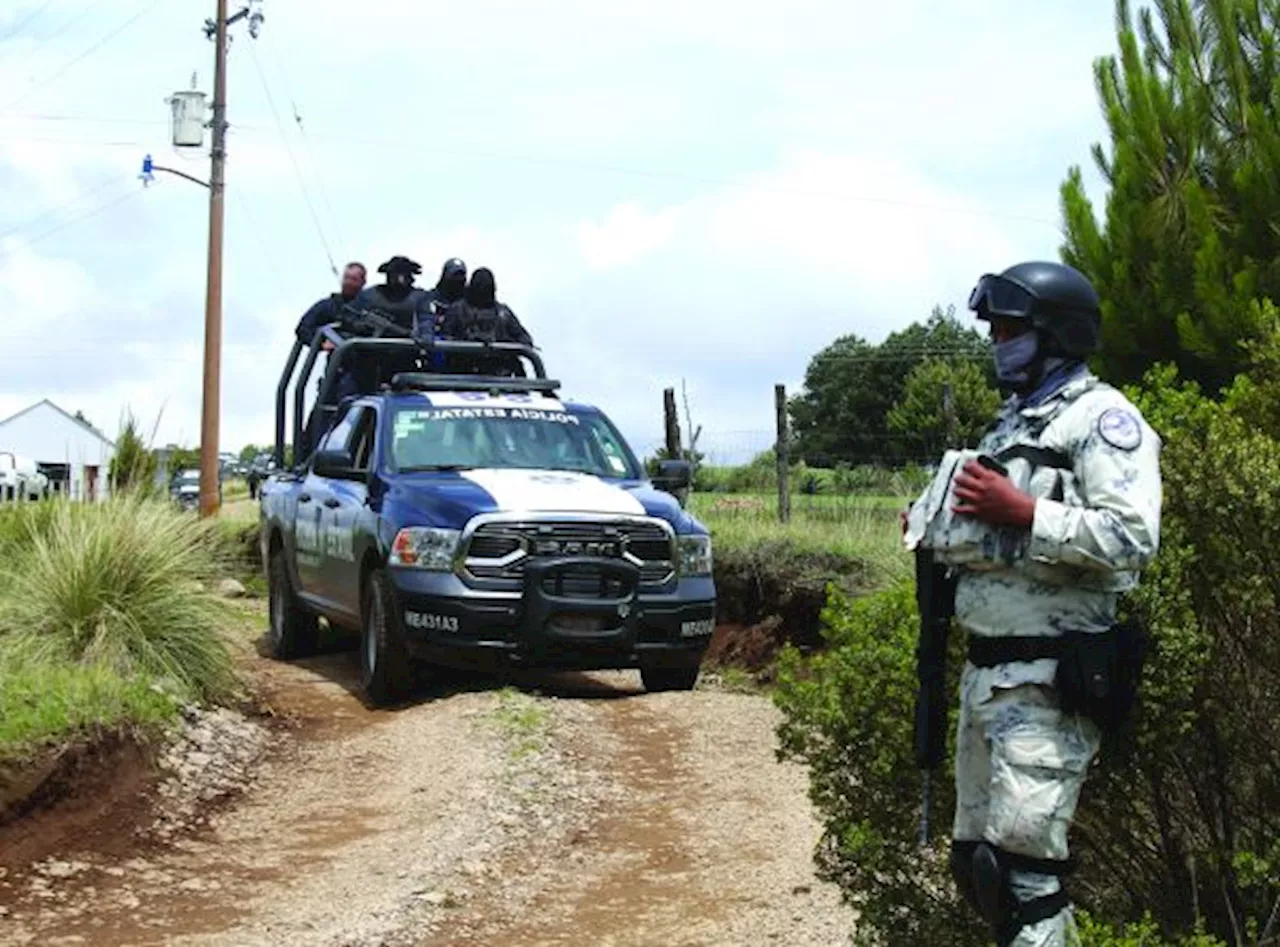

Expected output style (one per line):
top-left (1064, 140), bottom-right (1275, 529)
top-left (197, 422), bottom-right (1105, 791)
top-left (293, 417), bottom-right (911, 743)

top-left (1, 112), bottom-right (164, 125)
top-left (260, 35), bottom-right (346, 258)
top-left (0, 134), bottom-right (145, 147)
top-left (247, 42), bottom-right (338, 277)
top-left (1, 0), bottom-right (165, 114)
top-left (0, 173), bottom-right (127, 241)
top-left (5, 0), bottom-right (102, 53)
top-left (0, 186), bottom-right (144, 255)
top-left (0, 0), bottom-right (58, 44)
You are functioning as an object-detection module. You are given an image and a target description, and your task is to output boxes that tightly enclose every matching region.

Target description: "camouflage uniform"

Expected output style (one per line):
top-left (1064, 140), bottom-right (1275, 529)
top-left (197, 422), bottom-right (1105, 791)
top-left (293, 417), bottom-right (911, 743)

top-left (909, 366), bottom-right (1162, 945)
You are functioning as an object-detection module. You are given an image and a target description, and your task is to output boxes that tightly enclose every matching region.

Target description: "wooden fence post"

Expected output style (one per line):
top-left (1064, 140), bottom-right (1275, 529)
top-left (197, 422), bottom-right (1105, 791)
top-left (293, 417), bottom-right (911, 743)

top-left (663, 387), bottom-right (681, 460)
top-left (775, 384), bottom-right (790, 523)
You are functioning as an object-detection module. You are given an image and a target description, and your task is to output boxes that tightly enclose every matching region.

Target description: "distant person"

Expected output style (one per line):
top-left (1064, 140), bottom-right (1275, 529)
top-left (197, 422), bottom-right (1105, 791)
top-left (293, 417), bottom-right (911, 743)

top-left (247, 467), bottom-right (262, 500)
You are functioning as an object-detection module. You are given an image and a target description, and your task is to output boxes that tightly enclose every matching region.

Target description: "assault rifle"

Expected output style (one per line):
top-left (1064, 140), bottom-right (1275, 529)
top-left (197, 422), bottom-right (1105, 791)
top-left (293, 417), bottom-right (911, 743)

top-left (326, 303), bottom-right (414, 340)
top-left (914, 546), bottom-right (957, 846)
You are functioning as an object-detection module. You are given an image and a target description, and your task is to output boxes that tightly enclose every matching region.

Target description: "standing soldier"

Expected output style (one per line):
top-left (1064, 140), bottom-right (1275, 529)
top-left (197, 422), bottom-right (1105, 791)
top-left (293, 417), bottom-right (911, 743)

top-left (905, 261), bottom-right (1163, 946)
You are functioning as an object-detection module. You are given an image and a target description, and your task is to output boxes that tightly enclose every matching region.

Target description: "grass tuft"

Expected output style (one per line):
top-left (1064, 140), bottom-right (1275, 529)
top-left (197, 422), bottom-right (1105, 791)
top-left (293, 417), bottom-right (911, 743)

top-left (0, 494), bottom-right (241, 706)
top-left (488, 687), bottom-right (552, 761)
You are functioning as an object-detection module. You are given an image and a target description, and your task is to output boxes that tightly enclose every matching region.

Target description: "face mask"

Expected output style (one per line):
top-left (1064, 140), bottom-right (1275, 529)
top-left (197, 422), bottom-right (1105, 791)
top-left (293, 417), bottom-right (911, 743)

top-left (994, 331), bottom-right (1039, 385)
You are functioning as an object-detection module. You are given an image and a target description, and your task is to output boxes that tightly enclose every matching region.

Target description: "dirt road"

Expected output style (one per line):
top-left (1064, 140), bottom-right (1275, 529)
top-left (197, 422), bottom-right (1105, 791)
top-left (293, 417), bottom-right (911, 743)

top-left (0, 643), bottom-right (854, 946)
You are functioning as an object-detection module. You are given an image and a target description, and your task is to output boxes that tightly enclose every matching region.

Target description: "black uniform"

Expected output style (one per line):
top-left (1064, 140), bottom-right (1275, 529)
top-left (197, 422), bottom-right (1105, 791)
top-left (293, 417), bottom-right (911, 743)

top-left (439, 267), bottom-right (533, 375)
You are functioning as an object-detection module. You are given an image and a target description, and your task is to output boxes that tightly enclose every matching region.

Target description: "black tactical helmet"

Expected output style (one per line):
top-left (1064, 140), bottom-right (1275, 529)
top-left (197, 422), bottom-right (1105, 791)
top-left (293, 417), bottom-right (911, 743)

top-left (968, 260), bottom-right (1101, 357)
top-left (439, 257), bottom-right (466, 281)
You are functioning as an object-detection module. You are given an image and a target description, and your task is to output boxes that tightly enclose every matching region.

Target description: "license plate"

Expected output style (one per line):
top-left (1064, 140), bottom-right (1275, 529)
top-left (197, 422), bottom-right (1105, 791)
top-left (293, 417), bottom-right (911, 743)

top-left (680, 618), bottom-right (715, 638)
top-left (553, 614), bottom-right (610, 633)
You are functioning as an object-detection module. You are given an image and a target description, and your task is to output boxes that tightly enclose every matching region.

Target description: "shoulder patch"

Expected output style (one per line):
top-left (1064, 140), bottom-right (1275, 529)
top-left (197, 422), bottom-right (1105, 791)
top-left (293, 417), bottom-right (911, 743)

top-left (1097, 407), bottom-right (1142, 450)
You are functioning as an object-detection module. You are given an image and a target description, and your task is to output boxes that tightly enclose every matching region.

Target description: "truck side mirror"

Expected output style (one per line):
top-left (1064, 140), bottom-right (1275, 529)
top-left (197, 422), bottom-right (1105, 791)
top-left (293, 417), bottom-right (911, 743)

top-left (652, 459), bottom-right (692, 494)
top-left (312, 448), bottom-right (356, 479)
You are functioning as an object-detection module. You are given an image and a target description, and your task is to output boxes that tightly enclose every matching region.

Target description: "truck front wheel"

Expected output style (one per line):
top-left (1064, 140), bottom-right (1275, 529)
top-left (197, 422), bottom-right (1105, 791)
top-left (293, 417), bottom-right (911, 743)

top-left (360, 569), bottom-right (413, 707)
top-left (267, 548), bottom-right (319, 659)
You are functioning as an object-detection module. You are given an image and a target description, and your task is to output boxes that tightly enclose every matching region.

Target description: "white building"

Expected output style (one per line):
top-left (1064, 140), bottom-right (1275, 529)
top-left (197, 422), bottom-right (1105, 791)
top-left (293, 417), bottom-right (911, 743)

top-left (0, 400), bottom-right (116, 501)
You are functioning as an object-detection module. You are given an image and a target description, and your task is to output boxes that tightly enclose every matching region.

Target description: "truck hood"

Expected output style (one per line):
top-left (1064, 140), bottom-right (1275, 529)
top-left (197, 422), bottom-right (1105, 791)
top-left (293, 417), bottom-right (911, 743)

top-left (384, 468), bottom-right (700, 533)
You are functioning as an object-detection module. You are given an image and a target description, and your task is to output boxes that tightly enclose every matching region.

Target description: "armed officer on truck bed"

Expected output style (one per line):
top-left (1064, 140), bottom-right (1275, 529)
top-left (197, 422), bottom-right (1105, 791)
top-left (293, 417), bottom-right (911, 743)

top-left (295, 262), bottom-right (368, 458)
top-left (439, 267), bottom-right (534, 375)
top-left (903, 261), bottom-right (1163, 947)
top-left (295, 262), bottom-right (367, 350)
top-left (352, 254), bottom-right (433, 385)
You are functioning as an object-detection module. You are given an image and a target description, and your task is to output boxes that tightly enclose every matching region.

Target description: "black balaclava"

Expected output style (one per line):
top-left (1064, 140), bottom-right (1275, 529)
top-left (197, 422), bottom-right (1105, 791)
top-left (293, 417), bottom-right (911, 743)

top-left (465, 268), bottom-right (497, 308)
top-left (436, 258), bottom-right (467, 303)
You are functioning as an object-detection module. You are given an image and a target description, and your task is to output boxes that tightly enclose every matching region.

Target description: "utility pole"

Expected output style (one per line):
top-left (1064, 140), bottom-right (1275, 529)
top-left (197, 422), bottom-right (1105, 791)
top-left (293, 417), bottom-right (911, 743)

top-left (197, 0), bottom-right (262, 518)
top-left (198, 0), bottom-right (228, 519)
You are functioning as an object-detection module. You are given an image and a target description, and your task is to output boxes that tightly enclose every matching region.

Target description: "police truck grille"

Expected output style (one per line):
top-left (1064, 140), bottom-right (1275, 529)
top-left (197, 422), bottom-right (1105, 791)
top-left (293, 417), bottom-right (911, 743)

top-left (541, 567), bottom-right (627, 599)
top-left (461, 519), bottom-right (675, 590)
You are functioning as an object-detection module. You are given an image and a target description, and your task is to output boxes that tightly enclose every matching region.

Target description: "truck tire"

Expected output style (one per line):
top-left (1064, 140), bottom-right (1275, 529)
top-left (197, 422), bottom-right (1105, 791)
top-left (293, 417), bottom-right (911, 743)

top-left (640, 666), bottom-right (700, 693)
top-left (360, 569), bottom-right (412, 708)
top-left (268, 548), bottom-right (319, 659)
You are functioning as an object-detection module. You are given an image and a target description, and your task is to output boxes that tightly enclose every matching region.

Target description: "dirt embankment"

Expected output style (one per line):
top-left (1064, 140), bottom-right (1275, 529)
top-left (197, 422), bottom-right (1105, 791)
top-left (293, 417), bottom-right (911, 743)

top-left (0, 642), bottom-right (855, 946)
top-left (706, 542), bottom-right (870, 674)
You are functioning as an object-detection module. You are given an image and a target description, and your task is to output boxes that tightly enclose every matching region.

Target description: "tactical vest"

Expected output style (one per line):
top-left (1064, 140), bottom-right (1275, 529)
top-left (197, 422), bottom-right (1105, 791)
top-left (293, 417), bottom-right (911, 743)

top-left (453, 303), bottom-right (503, 343)
top-left (904, 376), bottom-right (1120, 588)
top-left (363, 287), bottom-right (426, 328)
top-left (904, 445), bottom-right (1075, 570)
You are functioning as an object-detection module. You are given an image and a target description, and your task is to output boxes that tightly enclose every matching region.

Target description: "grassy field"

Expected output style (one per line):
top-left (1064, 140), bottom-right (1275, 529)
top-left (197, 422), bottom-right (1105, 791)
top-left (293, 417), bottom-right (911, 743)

top-left (220, 488), bottom-right (912, 584)
top-left (690, 491), bottom-right (910, 583)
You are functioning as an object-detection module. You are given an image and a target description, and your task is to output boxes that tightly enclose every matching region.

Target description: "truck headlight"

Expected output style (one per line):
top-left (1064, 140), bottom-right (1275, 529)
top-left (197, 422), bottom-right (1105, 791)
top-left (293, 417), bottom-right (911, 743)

top-left (677, 534), bottom-right (713, 577)
top-left (389, 527), bottom-right (461, 570)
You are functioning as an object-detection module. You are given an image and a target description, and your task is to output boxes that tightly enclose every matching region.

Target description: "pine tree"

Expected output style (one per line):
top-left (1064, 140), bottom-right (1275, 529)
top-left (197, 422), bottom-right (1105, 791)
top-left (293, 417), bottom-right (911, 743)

top-left (1061, 0), bottom-right (1280, 392)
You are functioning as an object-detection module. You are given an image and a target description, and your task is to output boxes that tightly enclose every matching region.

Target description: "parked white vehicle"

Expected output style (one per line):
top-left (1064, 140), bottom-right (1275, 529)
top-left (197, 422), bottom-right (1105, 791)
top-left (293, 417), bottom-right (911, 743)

top-left (0, 451), bottom-right (44, 500)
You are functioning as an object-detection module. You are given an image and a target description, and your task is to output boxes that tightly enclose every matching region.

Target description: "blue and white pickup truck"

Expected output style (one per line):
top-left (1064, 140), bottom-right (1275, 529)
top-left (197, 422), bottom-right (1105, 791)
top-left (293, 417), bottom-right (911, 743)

top-left (261, 334), bottom-right (715, 707)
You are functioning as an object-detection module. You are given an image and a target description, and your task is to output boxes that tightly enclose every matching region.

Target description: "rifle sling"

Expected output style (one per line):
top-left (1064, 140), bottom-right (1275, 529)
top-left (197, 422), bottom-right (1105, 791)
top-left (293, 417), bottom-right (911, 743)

top-left (991, 444), bottom-right (1073, 470)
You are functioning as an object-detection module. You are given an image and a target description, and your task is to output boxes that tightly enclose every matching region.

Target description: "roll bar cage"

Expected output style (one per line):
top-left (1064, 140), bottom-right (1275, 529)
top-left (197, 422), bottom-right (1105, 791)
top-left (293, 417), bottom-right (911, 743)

top-left (274, 322), bottom-right (558, 470)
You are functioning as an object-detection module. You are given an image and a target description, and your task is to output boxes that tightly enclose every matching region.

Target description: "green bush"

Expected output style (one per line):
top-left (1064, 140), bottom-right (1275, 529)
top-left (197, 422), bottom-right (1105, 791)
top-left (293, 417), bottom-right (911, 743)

top-left (1076, 912), bottom-right (1223, 947)
top-left (774, 364), bottom-right (1280, 944)
top-left (774, 582), bottom-right (985, 946)
top-left (0, 495), bottom-right (240, 705)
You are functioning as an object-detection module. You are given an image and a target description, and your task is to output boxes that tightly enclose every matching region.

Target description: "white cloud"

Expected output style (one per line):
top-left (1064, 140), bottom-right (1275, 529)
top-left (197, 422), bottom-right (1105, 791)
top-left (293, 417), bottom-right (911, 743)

top-left (578, 203), bottom-right (683, 270)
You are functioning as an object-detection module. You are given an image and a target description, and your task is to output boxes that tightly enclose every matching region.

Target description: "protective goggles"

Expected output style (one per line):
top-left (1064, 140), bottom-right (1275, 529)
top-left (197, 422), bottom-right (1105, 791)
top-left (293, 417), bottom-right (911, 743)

top-left (968, 273), bottom-right (1036, 319)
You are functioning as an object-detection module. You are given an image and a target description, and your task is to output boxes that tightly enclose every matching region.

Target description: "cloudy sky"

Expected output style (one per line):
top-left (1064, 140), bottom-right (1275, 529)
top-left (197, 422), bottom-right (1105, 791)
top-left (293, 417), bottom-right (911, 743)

top-left (0, 0), bottom-right (1119, 464)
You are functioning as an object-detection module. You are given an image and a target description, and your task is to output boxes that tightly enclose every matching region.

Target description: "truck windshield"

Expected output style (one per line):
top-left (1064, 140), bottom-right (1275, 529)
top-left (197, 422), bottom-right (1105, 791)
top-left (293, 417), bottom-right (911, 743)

top-left (390, 404), bottom-right (641, 479)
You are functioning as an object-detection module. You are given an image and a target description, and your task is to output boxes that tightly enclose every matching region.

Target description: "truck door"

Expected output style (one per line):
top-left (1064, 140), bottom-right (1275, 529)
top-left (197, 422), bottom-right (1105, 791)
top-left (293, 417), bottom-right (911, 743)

top-left (295, 405), bottom-right (359, 602)
top-left (292, 470), bottom-right (327, 599)
top-left (324, 405), bottom-right (378, 618)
